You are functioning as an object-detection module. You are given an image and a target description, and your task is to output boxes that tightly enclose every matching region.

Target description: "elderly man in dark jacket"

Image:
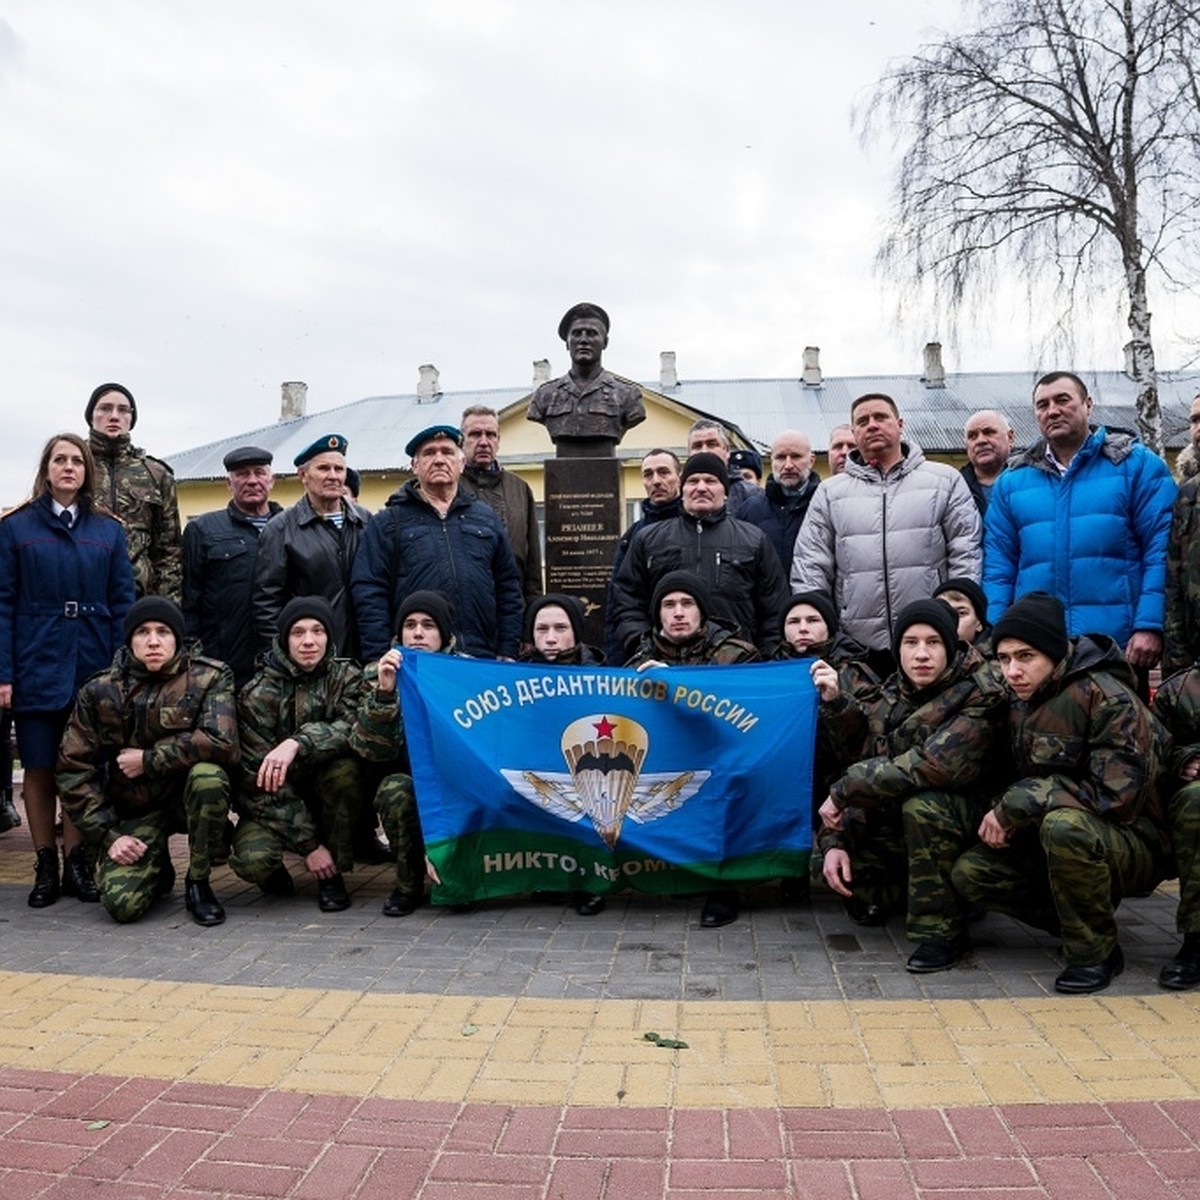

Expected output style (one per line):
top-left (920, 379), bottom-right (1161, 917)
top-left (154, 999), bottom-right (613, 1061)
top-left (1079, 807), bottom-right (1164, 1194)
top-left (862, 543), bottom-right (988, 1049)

top-left (352, 424), bottom-right (523, 661)
top-left (182, 445), bottom-right (283, 686)
top-left (610, 453), bottom-right (788, 660)
top-left (738, 430), bottom-right (821, 570)
top-left (253, 434), bottom-right (367, 661)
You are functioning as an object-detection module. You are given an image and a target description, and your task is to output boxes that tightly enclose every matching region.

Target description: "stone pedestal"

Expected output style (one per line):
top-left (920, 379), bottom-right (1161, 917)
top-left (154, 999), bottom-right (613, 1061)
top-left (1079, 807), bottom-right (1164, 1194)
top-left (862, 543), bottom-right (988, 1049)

top-left (543, 458), bottom-right (621, 651)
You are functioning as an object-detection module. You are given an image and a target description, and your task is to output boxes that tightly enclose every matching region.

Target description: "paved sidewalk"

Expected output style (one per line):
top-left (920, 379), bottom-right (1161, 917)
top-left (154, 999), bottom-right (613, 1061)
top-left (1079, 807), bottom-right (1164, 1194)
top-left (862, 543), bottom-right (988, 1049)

top-left (2, 812), bottom-right (1199, 1196)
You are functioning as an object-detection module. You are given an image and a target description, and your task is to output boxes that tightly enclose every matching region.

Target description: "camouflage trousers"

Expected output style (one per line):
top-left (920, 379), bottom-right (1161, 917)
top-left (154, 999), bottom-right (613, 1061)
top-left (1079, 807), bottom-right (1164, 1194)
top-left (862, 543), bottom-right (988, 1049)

top-left (829, 804), bottom-right (907, 916)
top-left (1167, 781), bottom-right (1200, 934)
top-left (951, 807), bottom-right (1167, 966)
top-left (374, 772), bottom-right (425, 897)
top-left (902, 790), bottom-right (989, 944)
top-left (97, 763), bottom-right (230, 925)
top-left (229, 757), bottom-right (360, 885)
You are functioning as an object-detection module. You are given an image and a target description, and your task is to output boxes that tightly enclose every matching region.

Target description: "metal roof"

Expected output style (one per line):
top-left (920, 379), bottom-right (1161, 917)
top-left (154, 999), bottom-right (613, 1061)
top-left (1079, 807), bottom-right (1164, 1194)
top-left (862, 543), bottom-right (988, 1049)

top-left (167, 369), bottom-right (1200, 481)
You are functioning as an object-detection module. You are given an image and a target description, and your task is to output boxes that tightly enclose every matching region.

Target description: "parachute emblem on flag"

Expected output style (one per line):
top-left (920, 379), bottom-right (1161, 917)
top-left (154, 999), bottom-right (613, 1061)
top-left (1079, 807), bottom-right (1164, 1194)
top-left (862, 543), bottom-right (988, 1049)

top-left (501, 712), bottom-right (709, 847)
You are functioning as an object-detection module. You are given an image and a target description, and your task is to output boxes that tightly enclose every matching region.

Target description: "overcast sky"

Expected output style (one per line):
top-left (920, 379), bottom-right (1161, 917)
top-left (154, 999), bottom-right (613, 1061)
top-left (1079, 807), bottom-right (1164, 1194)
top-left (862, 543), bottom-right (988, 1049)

top-left (2, 0), bottom-right (1197, 506)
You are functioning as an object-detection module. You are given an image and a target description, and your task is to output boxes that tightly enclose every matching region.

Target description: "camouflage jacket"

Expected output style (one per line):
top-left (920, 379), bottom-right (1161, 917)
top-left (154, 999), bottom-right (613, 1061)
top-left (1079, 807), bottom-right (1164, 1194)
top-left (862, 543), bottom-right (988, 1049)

top-left (348, 659), bottom-right (407, 765)
top-left (996, 634), bottom-right (1169, 835)
top-left (827, 645), bottom-right (1007, 814)
top-left (624, 622), bottom-right (760, 667)
top-left (57, 646), bottom-right (239, 847)
top-left (236, 644), bottom-right (368, 825)
top-left (89, 429), bottom-right (182, 601)
top-left (1164, 477), bottom-right (1200, 672)
top-left (1151, 665), bottom-right (1200, 783)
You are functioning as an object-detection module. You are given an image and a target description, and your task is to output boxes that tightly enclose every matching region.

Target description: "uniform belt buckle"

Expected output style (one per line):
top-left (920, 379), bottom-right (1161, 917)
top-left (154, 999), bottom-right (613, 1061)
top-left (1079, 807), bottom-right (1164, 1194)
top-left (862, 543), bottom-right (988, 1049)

top-left (64, 601), bottom-right (79, 618)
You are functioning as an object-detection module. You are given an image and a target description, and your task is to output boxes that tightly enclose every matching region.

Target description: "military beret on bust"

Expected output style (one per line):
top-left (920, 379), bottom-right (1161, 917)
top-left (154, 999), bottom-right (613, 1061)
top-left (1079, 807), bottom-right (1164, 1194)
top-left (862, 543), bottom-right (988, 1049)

top-left (124, 595), bottom-right (185, 647)
top-left (557, 302), bottom-right (610, 341)
top-left (728, 447), bottom-right (763, 479)
top-left (679, 452), bottom-right (729, 492)
top-left (891, 598), bottom-right (960, 663)
top-left (223, 445), bottom-right (273, 471)
top-left (293, 434), bottom-right (348, 467)
top-left (404, 424), bottom-right (463, 458)
top-left (85, 382), bottom-right (138, 430)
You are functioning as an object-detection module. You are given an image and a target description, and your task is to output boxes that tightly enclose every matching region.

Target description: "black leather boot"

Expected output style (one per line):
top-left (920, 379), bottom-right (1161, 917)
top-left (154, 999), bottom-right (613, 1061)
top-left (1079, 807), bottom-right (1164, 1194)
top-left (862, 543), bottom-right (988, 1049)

top-left (0, 788), bottom-right (20, 832)
top-left (61, 845), bottom-right (99, 902)
top-left (28, 846), bottom-right (60, 908)
top-left (184, 876), bottom-right (226, 927)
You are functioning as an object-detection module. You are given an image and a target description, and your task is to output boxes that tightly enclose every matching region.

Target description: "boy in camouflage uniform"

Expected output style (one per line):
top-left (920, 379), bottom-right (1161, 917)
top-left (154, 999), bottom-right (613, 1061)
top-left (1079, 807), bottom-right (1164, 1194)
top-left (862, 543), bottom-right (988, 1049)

top-left (1150, 667), bottom-right (1200, 989)
top-left (816, 599), bottom-right (1006, 970)
top-left (57, 596), bottom-right (237, 925)
top-left (351, 591), bottom-right (456, 917)
top-left (231, 595), bottom-right (366, 911)
top-left (86, 383), bottom-right (182, 601)
top-left (952, 592), bottom-right (1172, 994)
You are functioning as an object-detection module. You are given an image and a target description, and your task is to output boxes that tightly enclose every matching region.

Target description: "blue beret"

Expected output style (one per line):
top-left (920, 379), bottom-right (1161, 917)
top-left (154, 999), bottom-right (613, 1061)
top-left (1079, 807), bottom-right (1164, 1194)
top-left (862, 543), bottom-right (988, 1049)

top-left (293, 434), bottom-right (348, 467)
top-left (405, 424), bottom-right (463, 458)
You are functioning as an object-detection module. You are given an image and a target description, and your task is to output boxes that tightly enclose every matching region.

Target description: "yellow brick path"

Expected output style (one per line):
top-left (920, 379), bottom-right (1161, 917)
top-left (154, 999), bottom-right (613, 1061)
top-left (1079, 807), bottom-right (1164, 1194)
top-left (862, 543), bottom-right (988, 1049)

top-left (3, 969), bottom-right (1199, 1111)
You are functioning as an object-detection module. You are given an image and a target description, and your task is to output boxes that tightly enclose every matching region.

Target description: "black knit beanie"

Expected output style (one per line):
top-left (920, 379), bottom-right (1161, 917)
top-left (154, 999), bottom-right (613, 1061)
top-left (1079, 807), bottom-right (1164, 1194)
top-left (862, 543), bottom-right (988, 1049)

top-left (679, 452), bottom-right (729, 493)
top-left (395, 590), bottom-right (454, 649)
top-left (651, 570), bottom-right (712, 625)
top-left (934, 577), bottom-right (988, 624)
top-left (277, 595), bottom-right (336, 647)
top-left (85, 382), bottom-right (138, 430)
top-left (992, 591), bottom-right (1069, 663)
top-left (891, 599), bottom-right (960, 663)
top-left (780, 591), bottom-right (839, 643)
top-left (525, 593), bottom-right (584, 646)
top-left (124, 596), bottom-right (184, 647)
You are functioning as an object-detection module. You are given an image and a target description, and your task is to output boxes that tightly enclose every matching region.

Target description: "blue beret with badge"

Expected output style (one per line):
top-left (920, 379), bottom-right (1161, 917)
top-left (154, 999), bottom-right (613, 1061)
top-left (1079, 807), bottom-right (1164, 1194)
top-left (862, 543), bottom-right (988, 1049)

top-left (293, 433), bottom-right (348, 467)
top-left (405, 424), bottom-right (463, 458)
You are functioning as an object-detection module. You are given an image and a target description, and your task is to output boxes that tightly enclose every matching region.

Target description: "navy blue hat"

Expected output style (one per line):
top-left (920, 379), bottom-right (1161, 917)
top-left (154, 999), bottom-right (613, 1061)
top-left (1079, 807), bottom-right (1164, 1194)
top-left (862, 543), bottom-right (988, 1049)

top-left (293, 434), bottom-right (348, 467)
top-left (729, 447), bottom-right (763, 480)
top-left (405, 424), bottom-right (463, 458)
top-left (86, 383), bottom-right (137, 430)
top-left (557, 302), bottom-right (610, 341)
top-left (223, 445), bottom-right (273, 471)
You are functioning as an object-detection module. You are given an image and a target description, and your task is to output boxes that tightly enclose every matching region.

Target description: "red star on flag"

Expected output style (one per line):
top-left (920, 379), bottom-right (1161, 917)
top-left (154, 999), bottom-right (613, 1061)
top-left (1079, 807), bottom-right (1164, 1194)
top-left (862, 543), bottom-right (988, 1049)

top-left (593, 716), bottom-right (616, 739)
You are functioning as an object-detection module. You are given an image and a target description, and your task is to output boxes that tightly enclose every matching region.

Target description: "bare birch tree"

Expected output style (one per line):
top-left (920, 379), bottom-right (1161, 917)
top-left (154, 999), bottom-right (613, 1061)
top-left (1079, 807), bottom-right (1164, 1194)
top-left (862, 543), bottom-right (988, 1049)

top-left (861, 0), bottom-right (1200, 455)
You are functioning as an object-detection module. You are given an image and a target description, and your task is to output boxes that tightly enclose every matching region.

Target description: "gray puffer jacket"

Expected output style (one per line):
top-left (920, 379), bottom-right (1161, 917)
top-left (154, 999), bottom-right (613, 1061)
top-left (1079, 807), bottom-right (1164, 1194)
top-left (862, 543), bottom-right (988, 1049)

top-left (790, 442), bottom-right (981, 651)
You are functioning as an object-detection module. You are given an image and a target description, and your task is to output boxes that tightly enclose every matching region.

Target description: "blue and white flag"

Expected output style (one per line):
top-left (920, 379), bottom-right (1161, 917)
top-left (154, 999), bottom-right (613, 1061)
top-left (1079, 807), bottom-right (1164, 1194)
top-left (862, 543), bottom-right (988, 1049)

top-left (399, 654), bottom-right (817, 904)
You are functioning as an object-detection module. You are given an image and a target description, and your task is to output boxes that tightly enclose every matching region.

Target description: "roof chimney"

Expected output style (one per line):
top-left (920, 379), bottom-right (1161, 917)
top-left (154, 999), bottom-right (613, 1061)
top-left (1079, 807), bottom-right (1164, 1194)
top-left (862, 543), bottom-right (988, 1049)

top-left (801, 346), bottom-right (822, 388)
top-left (417, 364), bottom-right (441, 404)
top-left (922, 342), bottom-right (946, 388)
top-left (280, 381), bottom-right (307, 421)
top-left (659, 351), bottom-right (678, 390)
top-left (532, 358), bottom-right (552, 386)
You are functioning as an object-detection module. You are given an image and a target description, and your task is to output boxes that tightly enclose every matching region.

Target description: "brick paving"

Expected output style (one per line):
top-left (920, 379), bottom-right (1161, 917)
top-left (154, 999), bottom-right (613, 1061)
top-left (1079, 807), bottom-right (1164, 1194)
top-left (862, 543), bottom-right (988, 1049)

top-left (2, 801), bottom-right (1200, 1196)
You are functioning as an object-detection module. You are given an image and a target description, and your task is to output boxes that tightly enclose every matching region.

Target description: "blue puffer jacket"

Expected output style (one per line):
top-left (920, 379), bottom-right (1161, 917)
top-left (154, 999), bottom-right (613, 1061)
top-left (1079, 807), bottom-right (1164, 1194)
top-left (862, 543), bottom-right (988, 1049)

top-left (983, 427), bottom-right (1176, 642)
top-left (0, 493), bottom-right (136, 711)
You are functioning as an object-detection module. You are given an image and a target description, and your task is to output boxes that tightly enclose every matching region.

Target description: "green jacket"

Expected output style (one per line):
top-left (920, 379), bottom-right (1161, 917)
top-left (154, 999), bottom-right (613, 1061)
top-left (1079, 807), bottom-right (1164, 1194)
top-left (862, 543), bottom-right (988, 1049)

top-left (828, 646), bottom-right (1006, 813)
top-left (57, 646), bottom-right (238, 847)
top-left (89, 429), bottom-right (182, 601)
top-left (625, 622), bottom-right (759, 667)
top-left (236, 643), bottom-right (368, 840)
top-left (1152, 665), bottom-right (1200, 783)
top-left (996, 634), bottom-right (1169, 836)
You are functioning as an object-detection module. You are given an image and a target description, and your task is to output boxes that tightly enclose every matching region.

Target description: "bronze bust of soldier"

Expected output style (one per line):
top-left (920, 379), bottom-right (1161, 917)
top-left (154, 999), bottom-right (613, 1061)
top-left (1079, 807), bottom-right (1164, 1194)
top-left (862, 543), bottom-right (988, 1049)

top-left (527, 303), bottom-right (646, 457)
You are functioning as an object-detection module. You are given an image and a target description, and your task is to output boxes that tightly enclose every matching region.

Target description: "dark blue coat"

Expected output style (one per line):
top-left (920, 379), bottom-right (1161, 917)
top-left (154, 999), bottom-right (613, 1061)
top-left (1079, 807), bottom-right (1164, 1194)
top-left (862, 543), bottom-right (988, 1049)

top-left (736, 472), bottom-right (820, 572)
top-left (0, 493), bottom-right (135, 711)
top-left (351, 482), bottom-right (523, 660)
